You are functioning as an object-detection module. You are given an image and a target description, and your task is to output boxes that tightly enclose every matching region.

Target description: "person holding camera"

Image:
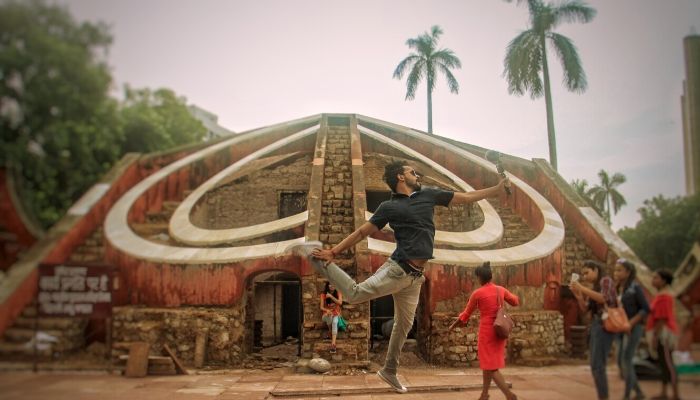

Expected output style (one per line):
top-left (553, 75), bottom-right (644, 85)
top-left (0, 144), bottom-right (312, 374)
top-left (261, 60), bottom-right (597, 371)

top-left (571, 260), bottom-right (618, 400)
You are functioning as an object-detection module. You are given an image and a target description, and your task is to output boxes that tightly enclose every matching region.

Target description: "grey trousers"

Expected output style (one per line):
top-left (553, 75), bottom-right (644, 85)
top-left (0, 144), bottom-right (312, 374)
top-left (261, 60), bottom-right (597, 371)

top-left (319, 258), bottom-right (425, 374)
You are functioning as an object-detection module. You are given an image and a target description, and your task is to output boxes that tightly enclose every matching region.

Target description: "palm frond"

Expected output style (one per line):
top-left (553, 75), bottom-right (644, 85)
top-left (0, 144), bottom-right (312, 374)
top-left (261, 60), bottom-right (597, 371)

top-left (393, 55), bottom-right (421, 79)
top-left (610, 190), bottom-right (627, 214)
top-left (548, 32), bottom-right (587, 92)
top-left (437, 64), bottom-right (459, 94)
top-left (532, 2), bottom-right (555, 33)
top-left (404, 59), bottom-right (425, 100)
top-left (406, 37), bottom-right (421, 50)
top-left (610, 172), bottom-right (627, 186)
top-left (552, 0), bottom-right (596, 28)
top-left (432, 49), bottom-right (462, 69)
top-left (429, 25), bottom-right (443, 41)
top-left (587, 186), bottom-right (606, 212)
top-left (503, 29), bottom-right (544, 98)
top-left (415, 34), bottom-right (435, 58)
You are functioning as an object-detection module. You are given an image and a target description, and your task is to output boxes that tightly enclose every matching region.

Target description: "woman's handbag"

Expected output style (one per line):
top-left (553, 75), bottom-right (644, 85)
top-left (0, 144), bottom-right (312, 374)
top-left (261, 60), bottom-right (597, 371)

top-left (603, 302), bottom-right (631, 333)
top-left (493, 287), bottom-right (514, 339)
top-left (337, 315), bottom-right (347, 332)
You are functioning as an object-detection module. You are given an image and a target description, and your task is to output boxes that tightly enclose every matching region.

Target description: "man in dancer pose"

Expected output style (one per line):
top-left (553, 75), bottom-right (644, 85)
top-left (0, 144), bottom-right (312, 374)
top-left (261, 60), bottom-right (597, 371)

top-left (290, 160), bottom-right (509, 393)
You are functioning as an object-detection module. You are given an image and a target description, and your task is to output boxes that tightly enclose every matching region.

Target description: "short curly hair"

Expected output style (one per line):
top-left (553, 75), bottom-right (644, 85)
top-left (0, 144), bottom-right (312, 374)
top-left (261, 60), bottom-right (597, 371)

top-left (383, 160), bottom-right (409, 192)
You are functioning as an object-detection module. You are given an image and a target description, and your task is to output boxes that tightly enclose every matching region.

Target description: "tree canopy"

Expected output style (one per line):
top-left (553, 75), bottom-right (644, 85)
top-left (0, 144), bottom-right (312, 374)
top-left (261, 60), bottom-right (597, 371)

top-left (0, 0), bottom-right (206, 228)
top-left (618, 193), bottom-right (700, 270)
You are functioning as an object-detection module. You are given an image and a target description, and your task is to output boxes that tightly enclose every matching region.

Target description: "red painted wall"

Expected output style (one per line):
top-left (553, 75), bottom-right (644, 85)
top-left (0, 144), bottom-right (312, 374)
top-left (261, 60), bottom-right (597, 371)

top-left (0, 169), bottom-right (40, 270)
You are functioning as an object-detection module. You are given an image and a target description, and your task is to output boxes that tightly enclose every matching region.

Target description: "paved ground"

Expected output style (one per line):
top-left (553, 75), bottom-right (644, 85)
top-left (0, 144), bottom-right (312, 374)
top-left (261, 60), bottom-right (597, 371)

top-left (0, 363), bottom-right (699, 400)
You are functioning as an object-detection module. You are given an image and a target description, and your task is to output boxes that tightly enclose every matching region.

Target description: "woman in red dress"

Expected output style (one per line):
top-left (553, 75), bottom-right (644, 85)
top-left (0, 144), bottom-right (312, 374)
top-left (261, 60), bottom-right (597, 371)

top-left (450, 262), bottom-right (519, 400)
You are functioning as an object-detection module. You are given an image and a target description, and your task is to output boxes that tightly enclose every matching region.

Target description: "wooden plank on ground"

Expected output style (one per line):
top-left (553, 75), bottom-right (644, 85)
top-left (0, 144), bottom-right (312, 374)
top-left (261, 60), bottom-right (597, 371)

top-left (124, 342), bottom-right (149, 378)
top-left (163, 344), bottom-right (189, 375)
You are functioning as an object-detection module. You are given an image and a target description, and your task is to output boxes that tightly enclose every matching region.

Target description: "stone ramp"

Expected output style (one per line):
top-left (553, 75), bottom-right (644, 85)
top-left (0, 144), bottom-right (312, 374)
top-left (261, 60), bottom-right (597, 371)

top-left (269, 373), bottom-right (509, 397)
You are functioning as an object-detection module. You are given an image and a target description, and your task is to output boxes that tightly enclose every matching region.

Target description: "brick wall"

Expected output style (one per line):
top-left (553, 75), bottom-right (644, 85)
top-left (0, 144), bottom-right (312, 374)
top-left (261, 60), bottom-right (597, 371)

top-left (190, 154), bottom-right (312, 229)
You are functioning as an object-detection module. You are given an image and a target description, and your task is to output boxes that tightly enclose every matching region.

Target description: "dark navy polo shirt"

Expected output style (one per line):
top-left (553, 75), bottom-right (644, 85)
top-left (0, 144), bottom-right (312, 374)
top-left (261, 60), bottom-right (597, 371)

top-left (368, 187), bottom-right (454, 261)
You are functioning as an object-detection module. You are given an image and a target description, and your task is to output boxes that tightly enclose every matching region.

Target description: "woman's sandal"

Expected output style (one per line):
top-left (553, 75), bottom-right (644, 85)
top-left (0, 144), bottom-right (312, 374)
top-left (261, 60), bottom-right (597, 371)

top-left (478, 394), bottom-right (489, 400)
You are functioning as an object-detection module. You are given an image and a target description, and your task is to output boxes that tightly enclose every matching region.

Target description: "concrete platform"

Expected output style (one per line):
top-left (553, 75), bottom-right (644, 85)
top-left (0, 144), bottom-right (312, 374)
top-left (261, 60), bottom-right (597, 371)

top-left (0, 364), bottom-right (698, 400)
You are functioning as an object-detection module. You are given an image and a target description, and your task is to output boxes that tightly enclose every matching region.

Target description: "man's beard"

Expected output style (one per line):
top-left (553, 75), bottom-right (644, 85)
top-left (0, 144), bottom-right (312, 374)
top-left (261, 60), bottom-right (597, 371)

top-left (407, 181), bottom-right (422, 192)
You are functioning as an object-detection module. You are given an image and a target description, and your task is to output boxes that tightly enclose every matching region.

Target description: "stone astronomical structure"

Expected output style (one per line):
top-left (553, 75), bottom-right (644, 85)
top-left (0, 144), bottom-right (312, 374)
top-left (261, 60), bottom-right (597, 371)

top-left (0, 113), bottom-right (697, 367)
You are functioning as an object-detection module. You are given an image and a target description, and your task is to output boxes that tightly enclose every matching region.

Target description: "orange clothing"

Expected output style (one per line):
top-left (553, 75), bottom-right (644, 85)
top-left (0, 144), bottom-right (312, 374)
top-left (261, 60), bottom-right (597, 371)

top-left (321, 293), bottom-right (341, 316)
top-left (458, 282), bottom-right (519, 370)
top-left (646, 293), bottom-right (678, 334)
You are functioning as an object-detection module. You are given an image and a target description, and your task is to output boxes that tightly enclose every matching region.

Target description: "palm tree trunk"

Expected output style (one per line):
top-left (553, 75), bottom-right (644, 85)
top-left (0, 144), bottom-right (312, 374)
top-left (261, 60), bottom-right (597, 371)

top-left (427, 80), bottom-right (433, 134)
top-left (606, 194), bottom-right (612, 224)
top-left (541, 34), bottom-right (558, 171)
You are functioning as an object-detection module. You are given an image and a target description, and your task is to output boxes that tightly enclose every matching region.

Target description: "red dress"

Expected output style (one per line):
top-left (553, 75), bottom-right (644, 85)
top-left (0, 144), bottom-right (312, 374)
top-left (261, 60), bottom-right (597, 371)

top-left (458, 282), bottom-right (519, 370)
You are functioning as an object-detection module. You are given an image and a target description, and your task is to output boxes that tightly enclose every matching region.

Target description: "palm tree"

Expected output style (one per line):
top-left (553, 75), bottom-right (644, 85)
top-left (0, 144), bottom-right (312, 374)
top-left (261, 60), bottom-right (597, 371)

top-left (588, 169), bottom-right (627, 225)
top-left (570, 178), bottom-right (589, 199)
top-left (503, 0), bottom-right (596, 170)
top-left (393, 25), bottom-right (461, 134)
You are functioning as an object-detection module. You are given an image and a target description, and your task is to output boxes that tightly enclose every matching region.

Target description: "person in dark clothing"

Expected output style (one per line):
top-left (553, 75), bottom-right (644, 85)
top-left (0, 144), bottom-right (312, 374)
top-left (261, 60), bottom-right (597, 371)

top-left (613, 258), bottom-right (650, 400)
top-left (572, 260), bottom-right (618, 400)
top-left (290, 159), bottom-right (508, 393)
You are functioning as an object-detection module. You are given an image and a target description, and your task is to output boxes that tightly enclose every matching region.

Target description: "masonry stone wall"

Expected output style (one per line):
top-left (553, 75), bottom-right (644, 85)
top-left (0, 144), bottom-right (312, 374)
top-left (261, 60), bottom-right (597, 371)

top-left (190, 154), bottom-right (312, 229)
top-left (112, 304), bottom-right (247, 366)
top-left (563, 226), bottom-right (596, 283)
top-left (427, 310), bottom-right (565, 367)
top-left (301, 125), bottom-right (370, 363)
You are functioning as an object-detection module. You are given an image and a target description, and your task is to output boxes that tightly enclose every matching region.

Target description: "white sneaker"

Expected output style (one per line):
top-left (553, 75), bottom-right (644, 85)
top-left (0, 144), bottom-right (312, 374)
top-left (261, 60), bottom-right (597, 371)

top-left (286, 241), bottom-right (326, 274)
top-left (377, 369), bottom-right (407, 394)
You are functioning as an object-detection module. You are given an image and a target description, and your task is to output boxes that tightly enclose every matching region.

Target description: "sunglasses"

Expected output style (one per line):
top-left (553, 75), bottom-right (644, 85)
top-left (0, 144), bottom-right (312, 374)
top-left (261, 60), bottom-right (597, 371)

top-left (404, 169), bottom-right (418, 177)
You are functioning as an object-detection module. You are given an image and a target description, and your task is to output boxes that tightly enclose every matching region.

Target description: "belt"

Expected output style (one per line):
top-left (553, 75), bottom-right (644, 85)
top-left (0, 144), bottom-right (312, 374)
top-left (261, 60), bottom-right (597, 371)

top-left (395, 259), bottom-right (424, 277)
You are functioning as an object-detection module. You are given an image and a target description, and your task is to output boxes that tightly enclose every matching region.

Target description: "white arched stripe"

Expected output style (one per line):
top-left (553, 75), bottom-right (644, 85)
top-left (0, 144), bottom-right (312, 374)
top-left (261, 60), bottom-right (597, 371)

top-left (104, 115), bottom-right (319, 264)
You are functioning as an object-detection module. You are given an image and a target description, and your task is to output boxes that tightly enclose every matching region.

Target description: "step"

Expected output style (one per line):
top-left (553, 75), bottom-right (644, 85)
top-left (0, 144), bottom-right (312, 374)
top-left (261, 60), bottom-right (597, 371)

top-left (162, 201), bottom-right (181, 212)
top-left (0, 341), bottom-right (53, 357)
top-left (271, 375), bottom-right (511, 397)
top-left (130, 222), bottom-right (169, 236)
top-left (12, 317), bottom-right (86, 331)
top-left (3, 328), bottom-right (83, 343)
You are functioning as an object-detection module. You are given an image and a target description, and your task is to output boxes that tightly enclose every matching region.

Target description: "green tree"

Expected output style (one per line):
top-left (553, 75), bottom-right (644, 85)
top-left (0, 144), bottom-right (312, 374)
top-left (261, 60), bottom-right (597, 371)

top-left (570, 178), bottom-right (589, 199)
top-left (619, 193), bottom-right (700, 270)
top-left (393, 25), bottom-right (461, 134)
top-left (588, 169), bottom-right (627, 224)
top-left (0, 0), bottom-right (123, 227)
top-left (120, 87), bottom-right (205, 154)
top-left (503, 0), bottom-right (596, 170)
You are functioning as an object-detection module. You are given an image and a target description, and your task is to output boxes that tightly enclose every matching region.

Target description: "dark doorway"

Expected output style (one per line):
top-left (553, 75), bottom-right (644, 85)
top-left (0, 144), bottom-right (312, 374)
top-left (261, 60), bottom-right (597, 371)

top-left (366, 191), bottom-right (391, 213)
top-left (279, 191), bottom-right (307, 218)
top-left (281, 283), bottom-right (300, 340)
top-left (251, 272), bottom-right (302, 356)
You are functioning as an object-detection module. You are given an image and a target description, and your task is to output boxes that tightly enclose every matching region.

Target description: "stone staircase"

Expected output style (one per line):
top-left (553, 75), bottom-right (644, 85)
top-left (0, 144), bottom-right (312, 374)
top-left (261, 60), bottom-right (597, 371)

top-left (0, 305), bottom-right (87, 360)
top-left (129, 200), bottom-right (181, 245)
top-left (486, 198), bottom-right (537, 248)
top-left (67, 228), bottom-right (105, 263)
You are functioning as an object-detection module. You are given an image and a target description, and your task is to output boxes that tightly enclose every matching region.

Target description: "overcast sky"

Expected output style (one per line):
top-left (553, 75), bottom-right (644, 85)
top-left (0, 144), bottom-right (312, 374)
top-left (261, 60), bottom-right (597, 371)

top-left (58, 0), bottom-right (700, 230)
